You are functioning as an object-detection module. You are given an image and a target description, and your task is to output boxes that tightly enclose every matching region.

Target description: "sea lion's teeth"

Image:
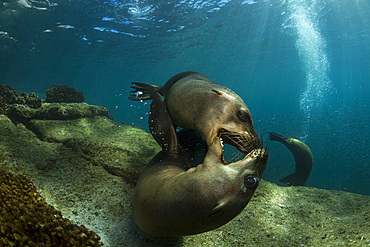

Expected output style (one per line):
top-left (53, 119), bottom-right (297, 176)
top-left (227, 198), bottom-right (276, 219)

top-left (220, 138), bottom-right (224, 147)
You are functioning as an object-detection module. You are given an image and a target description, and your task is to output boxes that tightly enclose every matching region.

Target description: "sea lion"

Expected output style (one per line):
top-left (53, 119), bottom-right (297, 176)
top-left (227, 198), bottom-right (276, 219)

top-left (129, 71), bottom-right (260, 156)
top-left (268, 131), bottom-right (313, 186)
top-left (132, 89), bottom-right (268, 238)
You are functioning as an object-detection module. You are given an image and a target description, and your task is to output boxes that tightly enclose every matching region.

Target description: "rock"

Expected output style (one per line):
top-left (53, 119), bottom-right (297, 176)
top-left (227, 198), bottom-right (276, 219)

top-left (45, 85), bottom-right (85, 103)
top-left (0, 110), bottom-right (369, 247)
top-left (7, 102), bottom-right (109, 122)
top-left (1, 85), bottom-right (105, 123)
top-left (28, 116), bottom-right (160, 185)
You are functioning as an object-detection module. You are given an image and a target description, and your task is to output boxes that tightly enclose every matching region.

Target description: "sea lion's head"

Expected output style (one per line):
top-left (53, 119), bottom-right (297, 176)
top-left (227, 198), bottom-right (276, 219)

top-left (199, 136), bottom-right (268, 228)
top-left (199, 88), bottom-right (260, 157)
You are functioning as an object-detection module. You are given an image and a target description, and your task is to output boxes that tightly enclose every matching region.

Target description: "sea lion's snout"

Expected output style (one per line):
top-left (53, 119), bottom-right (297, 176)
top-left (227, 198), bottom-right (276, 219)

top-left (242, 148), bottom-right (268, 179)
top-left (246, 148), bottom-right (268, 159)
top-left (219, 128), bottom-right (261, 155)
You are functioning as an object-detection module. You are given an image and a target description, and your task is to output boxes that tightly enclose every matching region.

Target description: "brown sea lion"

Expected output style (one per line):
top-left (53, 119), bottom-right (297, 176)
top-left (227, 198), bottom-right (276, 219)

top-left (132, 90), bottom-right (268, 238)
top-left (268, 131), bottom-right (313, 186)
top-left (129, 71), bottom-right (260, 156)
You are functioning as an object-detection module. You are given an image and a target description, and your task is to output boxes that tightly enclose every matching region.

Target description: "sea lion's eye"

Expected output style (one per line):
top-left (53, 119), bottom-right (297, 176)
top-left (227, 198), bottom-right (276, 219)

top-left (244, 177), bottom-right (258, 188)
top-left (238, 111), bottom-right (250, 122)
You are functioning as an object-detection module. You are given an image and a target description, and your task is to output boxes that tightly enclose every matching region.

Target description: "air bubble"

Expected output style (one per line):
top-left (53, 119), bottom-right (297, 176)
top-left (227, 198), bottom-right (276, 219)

top-left (135, 91), bottom-right (143, 97)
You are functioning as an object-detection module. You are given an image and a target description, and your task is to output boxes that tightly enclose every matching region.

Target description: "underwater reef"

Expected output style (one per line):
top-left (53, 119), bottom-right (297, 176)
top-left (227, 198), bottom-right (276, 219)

top-left (0, 85), bottom-right (41, 116)
top-left (1, 84), bottom-right (103, 123)
top-left (0, 91), bottom-right (369, 246)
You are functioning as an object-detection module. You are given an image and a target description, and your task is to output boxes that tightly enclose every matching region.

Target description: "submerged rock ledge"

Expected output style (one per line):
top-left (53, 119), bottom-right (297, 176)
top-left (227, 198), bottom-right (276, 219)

top-left (7, 102), bottom-right (109, 121)
top-left (0, 102), bottom-right (369, 246)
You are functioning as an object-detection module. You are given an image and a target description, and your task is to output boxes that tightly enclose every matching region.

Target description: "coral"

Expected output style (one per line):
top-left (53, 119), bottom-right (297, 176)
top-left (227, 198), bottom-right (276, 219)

top-left (0, 96), bottom-right (7, 115)
top-left (0, 169), bottom-right (103, 246)
top-left (26, 92), bottom-right (42, 108)
top-left (0, 85), bottom-right (42, 116)
top-left (16, 92), bottom-right (42, 109)
top-left (0, 84), bottom-right (18, 102)
top-left (0, 84), bottom-right (18, 115)
top-left (45, 85), bottom-right (85, 103)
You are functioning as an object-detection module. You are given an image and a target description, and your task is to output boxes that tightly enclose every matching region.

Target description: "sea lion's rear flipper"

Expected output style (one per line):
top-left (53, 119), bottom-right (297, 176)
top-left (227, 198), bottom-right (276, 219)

top-left (129, 82), bottom-right (162, 101)
top-left (148, 90), bottom-right (178, 157)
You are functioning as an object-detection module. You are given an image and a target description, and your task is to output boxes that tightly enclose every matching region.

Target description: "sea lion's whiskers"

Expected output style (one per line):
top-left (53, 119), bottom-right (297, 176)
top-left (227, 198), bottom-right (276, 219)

top-left (221, 131), bottom-right (259, 154)
top-left (259, 131), bottom-right (263, 148)
top-left (226, 150), bottom-right (243, 163)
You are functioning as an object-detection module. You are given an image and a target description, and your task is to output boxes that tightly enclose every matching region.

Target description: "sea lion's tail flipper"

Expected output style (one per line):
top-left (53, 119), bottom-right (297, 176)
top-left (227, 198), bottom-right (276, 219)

top-left (129, 82), bottom-right (162, 101)
top-left (148, 90), bottom-right (178, 158)
top-left (268, 131), bottom-right (288, 143)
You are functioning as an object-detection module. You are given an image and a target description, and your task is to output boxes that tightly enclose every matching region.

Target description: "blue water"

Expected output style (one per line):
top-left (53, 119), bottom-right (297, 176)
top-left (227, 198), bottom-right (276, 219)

top-left (1, 0), bottom-right (369, 195)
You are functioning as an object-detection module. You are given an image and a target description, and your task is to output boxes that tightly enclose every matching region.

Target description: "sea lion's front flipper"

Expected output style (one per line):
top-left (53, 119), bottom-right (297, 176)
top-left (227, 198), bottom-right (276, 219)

top-left (148, 90), bottom-right (178, 157)
top-left (129, 82), bottom-right (162, 101)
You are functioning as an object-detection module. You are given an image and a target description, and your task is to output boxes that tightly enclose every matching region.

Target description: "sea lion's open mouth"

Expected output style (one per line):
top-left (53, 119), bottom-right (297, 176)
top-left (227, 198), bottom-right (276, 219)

top-left (219, 129), bottom-right (260, 154)
top-left (219, 128), bottom-right (261, 163)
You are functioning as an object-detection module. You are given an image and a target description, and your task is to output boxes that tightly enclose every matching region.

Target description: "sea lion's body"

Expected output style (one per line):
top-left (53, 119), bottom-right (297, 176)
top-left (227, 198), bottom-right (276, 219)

top-left (269, 132), bottom-right (313, 186)
top-left (130, 71), bottom-right (260, 155)
top-left (132, 90), bottom-right (268, 238)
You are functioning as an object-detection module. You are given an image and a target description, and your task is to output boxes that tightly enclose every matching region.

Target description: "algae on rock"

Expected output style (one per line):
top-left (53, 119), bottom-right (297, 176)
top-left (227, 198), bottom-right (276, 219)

top-left (7, 102), bottom-right (109, 122)
top-left (28, 115), bottom-right (160, 185)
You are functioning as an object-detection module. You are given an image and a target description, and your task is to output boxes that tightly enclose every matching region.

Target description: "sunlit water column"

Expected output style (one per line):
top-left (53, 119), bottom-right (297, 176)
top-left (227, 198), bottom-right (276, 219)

top-left (284, 0), bottom-right (335, 140)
